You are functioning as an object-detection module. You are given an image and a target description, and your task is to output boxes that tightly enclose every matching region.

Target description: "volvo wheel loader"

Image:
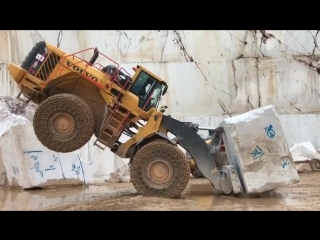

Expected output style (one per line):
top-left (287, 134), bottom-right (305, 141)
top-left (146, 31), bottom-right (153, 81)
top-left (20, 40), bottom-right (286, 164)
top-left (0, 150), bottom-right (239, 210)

top-left (7, 41), bottom-right (242, 198)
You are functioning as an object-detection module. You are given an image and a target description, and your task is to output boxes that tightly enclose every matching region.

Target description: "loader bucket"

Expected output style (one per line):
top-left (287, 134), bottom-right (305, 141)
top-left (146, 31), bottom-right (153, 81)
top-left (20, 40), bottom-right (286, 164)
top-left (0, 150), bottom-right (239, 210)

top-left (161, 115), bottom-right (222, 191)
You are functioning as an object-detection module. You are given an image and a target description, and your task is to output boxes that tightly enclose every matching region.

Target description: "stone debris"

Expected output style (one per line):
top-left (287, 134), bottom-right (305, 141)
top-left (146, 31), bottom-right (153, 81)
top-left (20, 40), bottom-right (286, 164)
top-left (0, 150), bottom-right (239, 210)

top-left (290, 142), bottom-right (320, 173)
top-left (295, 163), bottom-right (313, 173)
top-left (108, 164), bottom-right (131, 183)
top-left (0, 95), bottom-right (35, 138)
top-left (220, 104), bottom-right (300, 195)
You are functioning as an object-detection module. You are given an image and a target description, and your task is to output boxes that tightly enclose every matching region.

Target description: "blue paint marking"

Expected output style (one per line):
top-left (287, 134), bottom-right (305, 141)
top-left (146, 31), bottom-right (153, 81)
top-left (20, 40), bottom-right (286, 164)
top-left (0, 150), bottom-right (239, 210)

top-left (264, 124), bottom-right (276, 139)
top-left (71, 163), bottom-right (81, 176)
top-left (30, 155), bottom-right (38, 161)
top-left (12, 167), bottom-right (19, 174)
top-left (281, 159), bottom-right (290, 169)
top-left (23, 150), bottom-right (43, 154)
top-left (45, 165), bottom-right (56, 171)
top-left (78, 154), bottom-right (86, 184)
top-left (54, 153), bottom-right (66, 181)
top-left (30, 161), bottom-right (41, 169)
top-left (53, 154), bottom-right (59, 162)
top-left (24, 151), bottom-right (44, 177)
top-left (250, 146), bottom-right (265, 160)
top-left (79, 161), bottom-right (85, 183)
top-left (30, 161), bottom-right (43, 177)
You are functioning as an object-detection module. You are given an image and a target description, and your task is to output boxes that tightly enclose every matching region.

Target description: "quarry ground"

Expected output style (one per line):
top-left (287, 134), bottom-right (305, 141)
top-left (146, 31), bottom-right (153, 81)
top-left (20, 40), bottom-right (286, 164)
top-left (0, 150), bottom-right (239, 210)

top-left (1, 171), bottom-right (320, 211)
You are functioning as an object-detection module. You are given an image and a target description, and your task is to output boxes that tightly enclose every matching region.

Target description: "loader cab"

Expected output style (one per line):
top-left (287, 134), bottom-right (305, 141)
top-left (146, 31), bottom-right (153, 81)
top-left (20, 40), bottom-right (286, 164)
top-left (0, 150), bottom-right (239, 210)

top-left (130, 68), bottom-right (168, 112)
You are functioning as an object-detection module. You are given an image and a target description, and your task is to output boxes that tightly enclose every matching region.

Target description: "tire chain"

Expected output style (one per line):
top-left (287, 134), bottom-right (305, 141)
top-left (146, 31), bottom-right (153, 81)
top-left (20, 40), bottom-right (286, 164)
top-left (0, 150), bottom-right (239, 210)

top-left (213, 152), bottom-right (229, 170)
top-left (33, 94), bottom-right (95, 153)
top-left (130, 141), bottom-right (190, 198)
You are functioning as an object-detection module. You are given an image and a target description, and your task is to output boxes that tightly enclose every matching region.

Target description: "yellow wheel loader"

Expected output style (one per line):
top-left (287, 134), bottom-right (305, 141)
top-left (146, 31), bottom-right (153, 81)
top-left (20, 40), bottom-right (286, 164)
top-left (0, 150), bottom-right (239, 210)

top-left (7, 41), bottom-right (262, 198)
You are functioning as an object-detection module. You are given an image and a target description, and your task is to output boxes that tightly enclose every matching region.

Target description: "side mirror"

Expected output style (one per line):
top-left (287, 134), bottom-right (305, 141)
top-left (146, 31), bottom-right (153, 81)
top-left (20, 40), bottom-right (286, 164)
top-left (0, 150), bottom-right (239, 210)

top-left (162, 84), bottom-right (168, 96)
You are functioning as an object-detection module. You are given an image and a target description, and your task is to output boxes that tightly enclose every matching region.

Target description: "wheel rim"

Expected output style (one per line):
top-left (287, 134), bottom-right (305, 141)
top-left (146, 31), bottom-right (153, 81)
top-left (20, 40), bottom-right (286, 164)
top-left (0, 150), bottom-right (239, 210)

top-left (48, 111), bottom-right (76, 139)
top-left (144, 159), bottom-right (174, 189)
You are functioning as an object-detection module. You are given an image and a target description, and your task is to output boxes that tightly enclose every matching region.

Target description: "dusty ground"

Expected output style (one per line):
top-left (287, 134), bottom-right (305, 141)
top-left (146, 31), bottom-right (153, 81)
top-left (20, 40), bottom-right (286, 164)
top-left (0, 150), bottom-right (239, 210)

top-left (1, 172), bottom-right (320, 210)
top-left (44, 171), bottom-right (320, 211)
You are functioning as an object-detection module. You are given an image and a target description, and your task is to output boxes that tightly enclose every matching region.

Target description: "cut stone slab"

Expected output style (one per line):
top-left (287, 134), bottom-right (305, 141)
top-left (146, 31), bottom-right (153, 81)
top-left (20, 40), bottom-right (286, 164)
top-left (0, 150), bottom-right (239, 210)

top-left (220, 104), bottom-right (300, 195)
top-left (290, 142), bottom-right (320, 163)
top-left (290, 142), bottom-right (320, 171)
top-left (0, 96), bottom-right (35, 188)
top-left (0, 124), bottom-right (99, 189)
top-left (0, 96), bottom-right (98, 189)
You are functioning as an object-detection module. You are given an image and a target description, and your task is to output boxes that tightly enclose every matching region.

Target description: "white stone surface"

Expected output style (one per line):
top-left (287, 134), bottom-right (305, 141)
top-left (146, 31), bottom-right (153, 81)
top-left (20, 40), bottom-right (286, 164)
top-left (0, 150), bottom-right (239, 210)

top-left (289, 142), bottom-right (320, 172)
top-left (0, 124), bottom-right (99, 189)
top-left (108, 164), bottom-right (131, 183)
top-left (290, 142), bottom-right (320, 163)
top-left (220, 105), bottom-right (300, 195)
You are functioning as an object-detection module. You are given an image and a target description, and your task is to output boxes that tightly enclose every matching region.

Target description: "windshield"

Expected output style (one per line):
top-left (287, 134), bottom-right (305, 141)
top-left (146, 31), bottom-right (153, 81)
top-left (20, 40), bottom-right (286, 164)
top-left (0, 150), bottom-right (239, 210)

top-left (130, 70), bottom-right (166, 111)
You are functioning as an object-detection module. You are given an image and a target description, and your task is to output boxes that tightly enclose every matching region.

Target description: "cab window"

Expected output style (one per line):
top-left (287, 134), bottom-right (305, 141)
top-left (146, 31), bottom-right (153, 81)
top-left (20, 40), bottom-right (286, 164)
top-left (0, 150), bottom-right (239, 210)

top-left (131, 72), bottom-right (153, 97)
top-left (130, 71), bottom-right (162, 111)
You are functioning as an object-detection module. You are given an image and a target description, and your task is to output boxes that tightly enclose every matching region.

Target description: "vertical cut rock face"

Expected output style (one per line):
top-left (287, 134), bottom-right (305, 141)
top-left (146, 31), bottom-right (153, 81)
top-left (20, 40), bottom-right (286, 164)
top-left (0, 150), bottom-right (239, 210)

top-left (220, 105), bottom-right (300, 194)
top-left (0, 96), bottom-right (98, 189)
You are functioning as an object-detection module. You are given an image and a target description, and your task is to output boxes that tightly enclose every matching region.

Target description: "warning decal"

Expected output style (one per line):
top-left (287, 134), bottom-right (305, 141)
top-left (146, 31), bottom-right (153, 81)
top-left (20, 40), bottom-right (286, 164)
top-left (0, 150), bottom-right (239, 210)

top-left (35, 54), bottom-right (45, 62)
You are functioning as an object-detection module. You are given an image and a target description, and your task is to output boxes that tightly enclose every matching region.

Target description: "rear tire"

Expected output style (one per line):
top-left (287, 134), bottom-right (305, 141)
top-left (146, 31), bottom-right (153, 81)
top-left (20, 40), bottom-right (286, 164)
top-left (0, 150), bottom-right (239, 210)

top-left (130, 141), bottom-right (190, 198)
top-left (33, 93), bottom-right (95, 153)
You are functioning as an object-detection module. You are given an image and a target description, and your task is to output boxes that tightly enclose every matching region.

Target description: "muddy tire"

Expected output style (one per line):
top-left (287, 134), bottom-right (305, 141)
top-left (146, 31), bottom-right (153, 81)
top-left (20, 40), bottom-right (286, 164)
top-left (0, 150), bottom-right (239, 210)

top-left (130, 141), bottom-right (190, 198)
top-left (33, 93), bottom-right (95, 153)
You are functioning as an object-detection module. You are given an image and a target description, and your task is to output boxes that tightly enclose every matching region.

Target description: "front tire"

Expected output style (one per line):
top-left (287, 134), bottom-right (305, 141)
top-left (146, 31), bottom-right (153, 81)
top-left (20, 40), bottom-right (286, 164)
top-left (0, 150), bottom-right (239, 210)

top-left (130, 141), bottom-right (190, 198)
top-left (33, 93), bottom-right (95, 153)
